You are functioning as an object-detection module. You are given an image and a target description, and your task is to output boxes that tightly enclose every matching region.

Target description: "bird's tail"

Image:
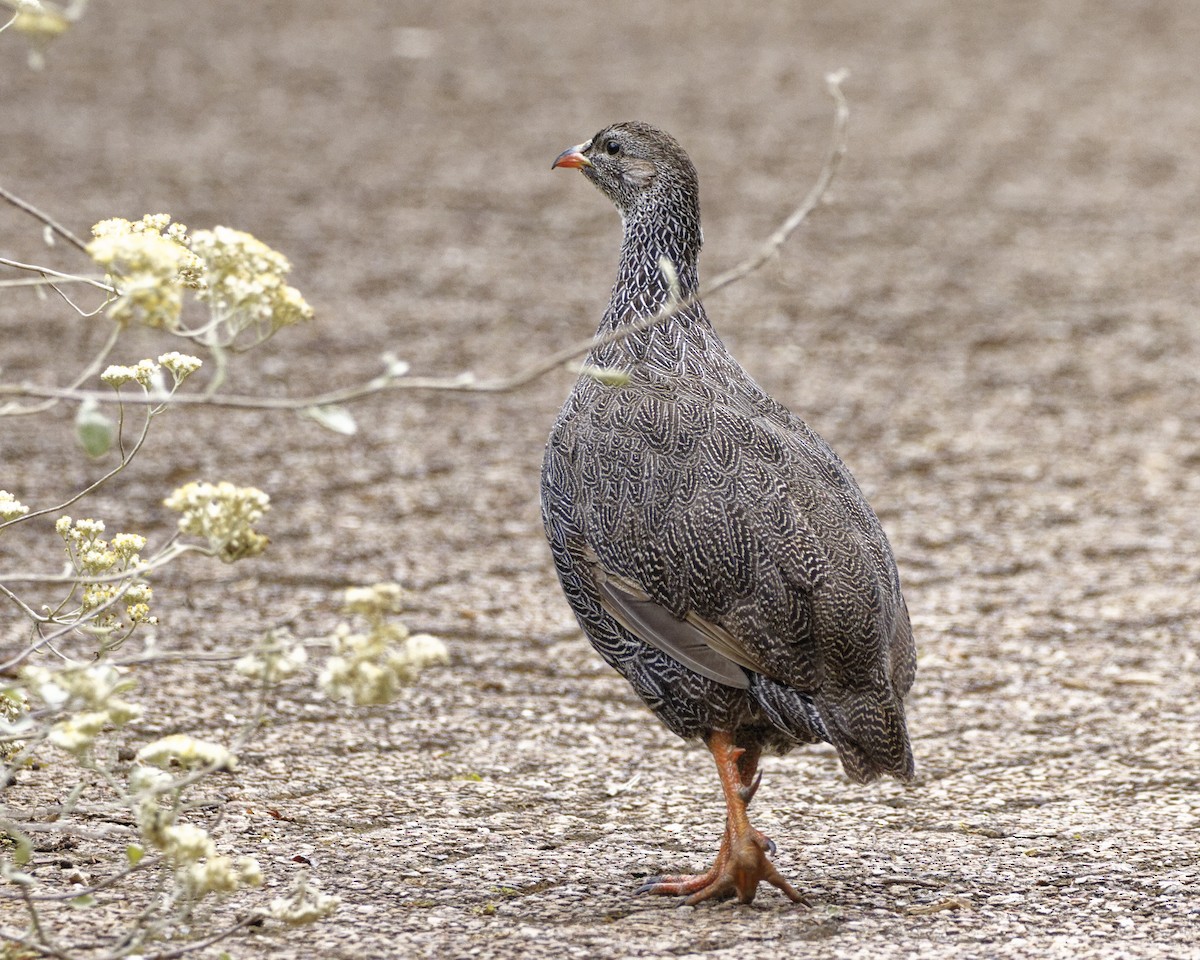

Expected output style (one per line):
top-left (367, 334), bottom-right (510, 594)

top-left (822, 692), bottom-right (915, 783)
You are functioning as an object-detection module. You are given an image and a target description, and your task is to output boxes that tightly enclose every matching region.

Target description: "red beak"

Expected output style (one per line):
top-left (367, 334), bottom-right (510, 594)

top-left (552, 143), bottom-right (593, 170)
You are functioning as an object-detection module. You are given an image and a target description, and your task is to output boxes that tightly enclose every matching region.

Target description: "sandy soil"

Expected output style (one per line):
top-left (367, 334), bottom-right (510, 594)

top-left (2, 1), bottom-right (1198, 957)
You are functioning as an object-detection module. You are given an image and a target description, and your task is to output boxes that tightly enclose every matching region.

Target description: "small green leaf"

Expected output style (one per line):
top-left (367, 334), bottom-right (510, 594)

top-left (12, 831), bottom-right (33, 867)
top-left (126, 843), bottom-right (145, 866)
top-left (70, 894), bottom-right (97, 909)
top-left (300, 404), bottom-right (357, 436)
top-left (579, 364), bottom-right (630, 388)
top-left (75, 399), bottom-right (114, 457)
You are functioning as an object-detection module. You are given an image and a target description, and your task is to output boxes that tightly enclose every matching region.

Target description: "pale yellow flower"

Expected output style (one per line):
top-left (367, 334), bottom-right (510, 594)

top-left (157, 351), bottom-right (203, 381)
top-left (129, 765), bottom-right (174, 795)
top-left (184, 855), bottom-right (263, 897)
top-left (163, 480), bottom-right (270, 562)
top-left (0, 490), bottom-right (29, 521)
top-left (55, 518), bottom-right (155, 628)
top-left (87, 215), bottom-right (203, 328)
top-left (100, 365), bottom-right (138, 387)
top-left (46, 710), bottom-right (110, 754)
top-left (235, 638), bottom-right (308, 683)
top-left (158, 823), bottom-right (215, 863)
top-left (190, 226), bottom-right (313, 344)
top-left (136, 733), bottom-right (238, 771)
top-left (320, 585), bottom-right (448, 705)
top-left (269, 874), bottom-right (340, 925)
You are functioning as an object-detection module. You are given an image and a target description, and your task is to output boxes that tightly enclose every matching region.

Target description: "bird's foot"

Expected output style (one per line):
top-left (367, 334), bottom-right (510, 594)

top-left (639, 829), bottom-right (799, 904)
top-left (682, 832), bottom-right (808, 906)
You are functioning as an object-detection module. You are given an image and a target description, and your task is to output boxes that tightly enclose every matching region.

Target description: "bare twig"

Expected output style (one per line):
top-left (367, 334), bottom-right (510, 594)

top-left (0, 182), bottom-right (90, 253)
top-left (141, 914), bottom-right (260, 960)
top-left (0, 545), bottom-right (199, 587)
top-left (0, 391), bottom-right (155, 535)
top-left (0, 254), bottom-right (115, 291)
top-left (0, 275), bottom-right (104, 288)
top-left (0, 545), bottom-right (205, 673)
top-left (703, 69), bottom-right (850, 297)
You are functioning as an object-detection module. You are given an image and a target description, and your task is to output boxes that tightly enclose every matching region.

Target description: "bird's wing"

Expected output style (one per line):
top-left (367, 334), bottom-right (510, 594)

top-left (568, 380), bottom-right (900, 695)
top-left (592, 564), bottom-right (760, 689)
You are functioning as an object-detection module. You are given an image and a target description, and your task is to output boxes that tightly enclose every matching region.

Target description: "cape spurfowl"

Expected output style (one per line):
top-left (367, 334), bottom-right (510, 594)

top-left (542, 122), bottom-right (916, 905)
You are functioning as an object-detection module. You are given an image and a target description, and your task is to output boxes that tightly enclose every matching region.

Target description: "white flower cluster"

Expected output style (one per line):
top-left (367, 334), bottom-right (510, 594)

top-left (55, 516), bottom-right (156, 628)
top-left (0, 490), bottom-right (30, 521)
top-left (342, 581), bottom-right (403, 618)
top-left (269, 872), bottom-right (341, 925)
top-left (163, 480), bottom-right (270, 563)
top-left (100, 353), bottom-right (202, 390)
top-left (127, 753), bottom-right (263, 900)
top-left (157, 351), bottom-right (203, 381)
top-left (0, 687), bottom-right (29, 763)
top-left (87, 215), bottom-right (203, 329)
top-left (235, 634), bottom-right (308, 684)
top-left (100, 358), bottom-right (159, 389)
top-left (319, 583), bottom-right (449, 706)
top-left (86, 213), bottom-right (311, 346)
top-left (190, 226), bottom-right (313, 342)
top-left (135, 733), bottom-right (238, 771)
top-left (20, 663), bottom-right (142, 756)
top-left (184, 854), bottom-right (264, 898)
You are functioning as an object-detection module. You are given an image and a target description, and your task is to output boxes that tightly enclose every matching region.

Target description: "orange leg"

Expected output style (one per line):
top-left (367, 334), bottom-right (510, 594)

top-left (640, 732), bottom-right (807, 905)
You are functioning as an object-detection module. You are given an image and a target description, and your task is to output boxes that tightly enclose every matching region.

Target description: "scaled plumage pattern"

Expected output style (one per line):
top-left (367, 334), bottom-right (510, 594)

top-left (543, 122), bottom-right (916, 904)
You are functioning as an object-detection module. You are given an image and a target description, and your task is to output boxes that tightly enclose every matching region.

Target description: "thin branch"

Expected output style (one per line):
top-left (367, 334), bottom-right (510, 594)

top-left (44, 276), bottom-right (111, 318)
top-left (0, 275), bottom-right (105, 288)
top-left (703, 69), bottom-right (850, 297)
top-left (0, 543), bottom-right (205, 674)
top-left (142, 914), bottom-right (259, 960)
top-left (0, 390), bottom-right (156, 534)
top-left (1, 322), bottom-right (120, 417)
top-left (0, 71), bottom-right (852, 413)
top-left (0, 579), bottom-right (44, 620)
top-left (0, 182), bottom-right (90, 253)
top-left (0, 254), bottom-right (115, 292)
top-left (0, 540), bottom-right (199, 588)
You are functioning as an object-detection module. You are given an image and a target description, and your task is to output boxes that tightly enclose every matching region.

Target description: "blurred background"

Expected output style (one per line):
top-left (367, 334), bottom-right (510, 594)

top-left (1, 1), bottom-right (1197, 954)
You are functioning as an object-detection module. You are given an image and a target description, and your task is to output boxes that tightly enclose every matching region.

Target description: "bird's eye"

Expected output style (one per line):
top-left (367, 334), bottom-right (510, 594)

top-left (605, 139), bottom-right (621, 156)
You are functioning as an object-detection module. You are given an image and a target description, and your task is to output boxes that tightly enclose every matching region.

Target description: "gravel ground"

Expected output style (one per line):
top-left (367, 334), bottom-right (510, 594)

top-left (2, 1), bottom-right (1198, 957)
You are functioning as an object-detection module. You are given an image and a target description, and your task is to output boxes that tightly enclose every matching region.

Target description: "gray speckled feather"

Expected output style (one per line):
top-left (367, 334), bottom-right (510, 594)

top-left (542, 122), bottom-right (915, 782)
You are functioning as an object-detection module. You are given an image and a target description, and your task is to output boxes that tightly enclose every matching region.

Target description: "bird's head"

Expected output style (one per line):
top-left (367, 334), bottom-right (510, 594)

top-left (552, 121), bottom-right (700, 231)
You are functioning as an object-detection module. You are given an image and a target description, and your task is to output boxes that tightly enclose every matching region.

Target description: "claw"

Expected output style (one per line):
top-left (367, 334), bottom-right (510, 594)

top-left (636, 876), bottom-right (663, 894)
top-left (737, 769), bottom-right (763, 804)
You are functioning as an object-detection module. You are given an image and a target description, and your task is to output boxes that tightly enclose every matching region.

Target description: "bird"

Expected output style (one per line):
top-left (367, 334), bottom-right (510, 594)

top-left (541, 121), bottom-right (916, 905)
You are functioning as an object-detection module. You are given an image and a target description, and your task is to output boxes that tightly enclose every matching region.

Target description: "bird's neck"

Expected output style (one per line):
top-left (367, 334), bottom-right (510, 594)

top-left (599, 197), bottom-right (705, 336)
